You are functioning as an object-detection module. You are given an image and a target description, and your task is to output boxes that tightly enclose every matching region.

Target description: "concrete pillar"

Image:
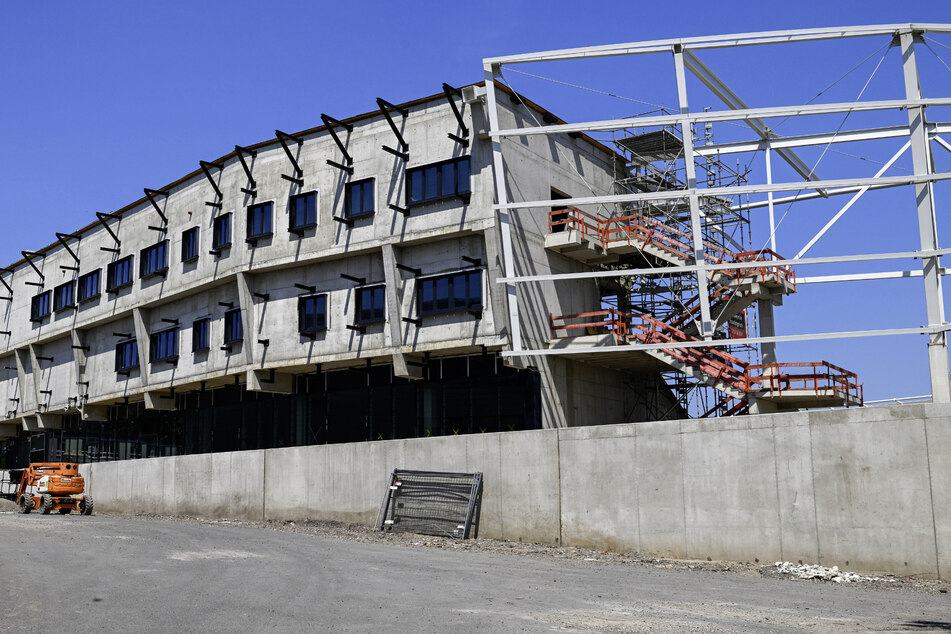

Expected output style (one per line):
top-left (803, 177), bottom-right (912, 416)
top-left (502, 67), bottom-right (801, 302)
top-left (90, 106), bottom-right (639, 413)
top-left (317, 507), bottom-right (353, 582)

top-left (131, 307), bottom-right (151, 386)
top-left (14, 348), bottom-right (35, 414)
top-left (235, 271), bottom-right (256, 366)
top-left (757, 299), bottom-right (777, 366)
top-left (381, 243), bottom-right (403, 350)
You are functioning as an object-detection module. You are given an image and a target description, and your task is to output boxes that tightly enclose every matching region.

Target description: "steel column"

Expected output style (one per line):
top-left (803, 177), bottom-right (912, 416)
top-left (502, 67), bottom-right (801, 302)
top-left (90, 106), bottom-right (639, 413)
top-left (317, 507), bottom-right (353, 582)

top-left (484, 63), bottom-right (522, 353)
top-left (674, 47), bottom-right (714, 338)
top-left (901, 29), bottom-right (950, 403)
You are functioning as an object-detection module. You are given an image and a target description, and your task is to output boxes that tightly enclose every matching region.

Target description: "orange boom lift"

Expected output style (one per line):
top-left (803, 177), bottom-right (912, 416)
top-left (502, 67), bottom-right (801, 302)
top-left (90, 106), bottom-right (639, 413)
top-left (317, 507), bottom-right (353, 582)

top-left (0, 463), bottom-right (94, 515)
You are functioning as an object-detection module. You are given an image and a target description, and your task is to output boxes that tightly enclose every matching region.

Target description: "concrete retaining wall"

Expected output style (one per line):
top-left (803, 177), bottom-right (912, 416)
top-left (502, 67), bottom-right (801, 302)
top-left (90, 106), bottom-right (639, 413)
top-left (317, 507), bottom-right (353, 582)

top-left (80, 403), bottom-right (951, 579)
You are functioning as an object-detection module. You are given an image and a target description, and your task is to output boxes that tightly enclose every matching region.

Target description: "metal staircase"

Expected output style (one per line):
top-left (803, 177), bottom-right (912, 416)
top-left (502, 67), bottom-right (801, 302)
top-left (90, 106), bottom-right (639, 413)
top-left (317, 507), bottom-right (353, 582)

top-left (546, 208), bottom-right (862, 415)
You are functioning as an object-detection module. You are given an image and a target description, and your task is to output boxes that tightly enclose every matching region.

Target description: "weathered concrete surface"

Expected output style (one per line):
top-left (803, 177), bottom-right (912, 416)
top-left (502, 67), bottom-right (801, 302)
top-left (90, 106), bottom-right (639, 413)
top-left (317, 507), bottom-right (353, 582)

top-left (2, 514), bottom-right (949, 633)
top-left (80, 403), bottom-right (951, 579)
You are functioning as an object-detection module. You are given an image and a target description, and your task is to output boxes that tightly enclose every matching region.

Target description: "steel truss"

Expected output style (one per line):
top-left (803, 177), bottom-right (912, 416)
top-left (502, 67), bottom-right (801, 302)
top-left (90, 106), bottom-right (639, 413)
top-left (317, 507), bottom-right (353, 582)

top-left (483, 23), bottom-right (951, 406)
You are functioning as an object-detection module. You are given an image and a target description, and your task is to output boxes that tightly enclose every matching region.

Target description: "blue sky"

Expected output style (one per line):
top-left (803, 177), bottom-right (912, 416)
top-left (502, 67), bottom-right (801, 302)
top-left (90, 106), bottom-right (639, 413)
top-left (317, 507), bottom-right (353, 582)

top-left (2, 1), bottom-right (949, 402)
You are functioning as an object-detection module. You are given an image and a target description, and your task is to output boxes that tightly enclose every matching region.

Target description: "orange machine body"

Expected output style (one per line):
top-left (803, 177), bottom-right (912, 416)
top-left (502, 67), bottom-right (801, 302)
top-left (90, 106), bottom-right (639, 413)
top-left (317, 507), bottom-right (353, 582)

top-left (1, 463), bottom-right (94, 516)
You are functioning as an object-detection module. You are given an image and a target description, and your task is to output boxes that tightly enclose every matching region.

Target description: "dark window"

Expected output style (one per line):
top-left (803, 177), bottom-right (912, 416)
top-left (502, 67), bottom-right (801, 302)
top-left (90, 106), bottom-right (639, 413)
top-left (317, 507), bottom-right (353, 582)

top-left (115, 340), bottom-right (138, 373)
top-left (344, 178), bottom-right (375, 219)
top-left (192, 318), bottom-right (210, 353)
top-left (247, 202), bottom-right (273, 242)
top-left (30, 291), bottom-right (51, 322)
top-left (106, 255), bottom-right (134, 292)
top-left (212, 213), bottom-right (232, 251)
top-left (355, 285), bottom-right (385, 325)
top-left (289, 191), bottom-right (317, 231)
top-left (418, 270), bottom-right (483, 316)
top-left (53, 281), bottom-right (75, 312)
top-left (182, 227), bottom-right (199, 262)
top-left (224, 309), bottom-right (242, 345)
top-left (150, 328), bottom-right (179, 363)
top-left (140, 240), bottom-right (168, 278)
top-left (407, 156), bottom-right (471, 207)
top-left (77, 269), bottom-right (100, 303)
top-left (298, 294), bottom-right (327, 335)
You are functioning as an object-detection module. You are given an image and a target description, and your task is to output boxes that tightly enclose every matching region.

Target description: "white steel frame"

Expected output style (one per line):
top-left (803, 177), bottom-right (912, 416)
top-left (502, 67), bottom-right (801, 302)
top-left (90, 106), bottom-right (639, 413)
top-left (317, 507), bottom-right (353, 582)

top-left (482, 24), bottom-right (951, 403)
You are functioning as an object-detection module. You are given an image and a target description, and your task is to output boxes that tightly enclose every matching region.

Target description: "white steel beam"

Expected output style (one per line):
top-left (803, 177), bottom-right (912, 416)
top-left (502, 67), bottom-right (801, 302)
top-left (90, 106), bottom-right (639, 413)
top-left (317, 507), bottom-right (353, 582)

top-left (496, 247), bottom-right (951, 284)
top-left (935, 135), bottom-right (951, 154)
top-left (696, 123), bottom-right (951, 156)
top-left (490, 98), bottom-right (951, 139)
top-left (901, 30), bottom-right (950, 403)
top-left (735, 182), bottom-right (904, 211)
top-left (503, 325), bottom-right (951, 358)
top-left (494, 171), bottom-right (951, 211)
top-left (795, 141), bottom-right (911, 259)
top-left (484, 24), bottom-right (951, 66)
top-left (683, 50), bottom-right (823, 189)
top-left (796, 269), bottom-right (947, 284)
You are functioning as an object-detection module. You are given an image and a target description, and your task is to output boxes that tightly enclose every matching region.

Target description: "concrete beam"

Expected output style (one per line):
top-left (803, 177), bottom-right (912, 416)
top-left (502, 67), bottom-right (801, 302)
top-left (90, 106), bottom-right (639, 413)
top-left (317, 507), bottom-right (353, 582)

top-left (144, 390), bottom-right (176, 411)
top-left (0, 423), bottom-right (17, 438)
top-left (21, 416), bottom-right (38, 431)
top-left (246, 369), bottom-right (294, 394)
top-left (36, 413), bottom-right (63, 430)
top-left (81, 404), bottom-right (109, 422)
top-left (392, 353), bottom-right (424, 380)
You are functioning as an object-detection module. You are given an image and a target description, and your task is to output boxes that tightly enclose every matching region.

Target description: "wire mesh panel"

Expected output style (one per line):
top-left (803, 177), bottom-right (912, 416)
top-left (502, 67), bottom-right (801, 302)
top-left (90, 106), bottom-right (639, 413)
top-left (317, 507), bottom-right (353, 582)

top-left (376, 469), bottom-right (483, 539)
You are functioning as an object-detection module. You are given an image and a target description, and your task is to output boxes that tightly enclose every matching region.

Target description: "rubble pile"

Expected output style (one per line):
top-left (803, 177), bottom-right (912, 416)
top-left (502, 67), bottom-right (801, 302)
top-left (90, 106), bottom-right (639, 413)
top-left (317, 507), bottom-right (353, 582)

top-left (774, 561), bottom-right (892, 583)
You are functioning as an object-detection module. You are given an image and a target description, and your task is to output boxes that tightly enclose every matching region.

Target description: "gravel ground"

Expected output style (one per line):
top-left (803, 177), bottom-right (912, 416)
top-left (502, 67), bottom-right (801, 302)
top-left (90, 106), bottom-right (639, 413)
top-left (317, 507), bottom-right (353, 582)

top-left (2, 497), bottom-right (947, 596)
top-left (119, 511), bottom-right (951, 597)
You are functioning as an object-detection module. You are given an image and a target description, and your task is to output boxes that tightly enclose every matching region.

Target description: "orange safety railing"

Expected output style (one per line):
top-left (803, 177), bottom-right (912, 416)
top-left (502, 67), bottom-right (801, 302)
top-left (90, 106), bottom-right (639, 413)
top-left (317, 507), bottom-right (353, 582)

top-left (628, 314), bottom-right (749, 391)
top-left (547, 211), bottom-right (796, 293)
top-left (724, 249), bottom-right (797, 290)
top-left (547, 207), bottom-right (601, 244)
top-left (549, 309), bottom-right (629, 340)
top-left (745, 361), bottom-right (863, 404)
top-left (600, 212), bottom-right (699, 263)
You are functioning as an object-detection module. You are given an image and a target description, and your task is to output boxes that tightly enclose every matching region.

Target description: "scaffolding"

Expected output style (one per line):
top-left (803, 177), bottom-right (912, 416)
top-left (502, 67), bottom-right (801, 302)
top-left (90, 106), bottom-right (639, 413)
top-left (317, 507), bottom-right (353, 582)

top-left (483, 24), bottom-right (951, 417)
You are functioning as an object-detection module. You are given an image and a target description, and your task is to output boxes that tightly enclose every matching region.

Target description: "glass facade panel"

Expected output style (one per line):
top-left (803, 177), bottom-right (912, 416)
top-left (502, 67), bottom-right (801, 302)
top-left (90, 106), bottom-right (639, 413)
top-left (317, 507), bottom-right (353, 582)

top-left (247, 202), bottom-right (273, 239)
top-left (417, 269), bottom-right (483, 317)
top-left (53, 281), bottom-right (75, 312)
top-left (181, 227), bottom-right (199, 262)
top-left (289, 192), bottom-right (317, 229)
top-left (106, 255), bottom-right (134, 291)
top-left (2, 355), bottom-right (541, 469)
top-left (212, 213), bottom-right (231, 250)
top-left (224, 309), bottom-right (242, 344)
top-left (192, 318), bottom-right (210, 352)
top-left (140, 240), bottom-right (168, 278)
top-left (150, 328), bottom-right (178, 363)
top-left (406, 156), bottom-right (470, 207)
top-left (30, 291), bottom-right (51, 322)
top-left (77, 269), bottom-right (100, 303)
top-left (344, 179), bottom-right (374, 218)
top-left (298, 294), bottom-right (327, 334)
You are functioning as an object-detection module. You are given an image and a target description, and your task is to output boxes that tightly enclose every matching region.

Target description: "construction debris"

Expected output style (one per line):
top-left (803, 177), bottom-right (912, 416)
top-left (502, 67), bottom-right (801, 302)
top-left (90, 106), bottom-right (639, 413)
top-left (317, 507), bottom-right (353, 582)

top-left (774, 561), bottom-right (895, 584)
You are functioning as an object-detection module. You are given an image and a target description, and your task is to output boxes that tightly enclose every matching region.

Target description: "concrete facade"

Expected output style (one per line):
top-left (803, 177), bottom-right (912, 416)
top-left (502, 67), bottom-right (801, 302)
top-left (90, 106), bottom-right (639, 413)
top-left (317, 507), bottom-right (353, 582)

top-left (76, 403), bottom-right (951, 579)
top-left (0, 82), bottom-right (680, 450)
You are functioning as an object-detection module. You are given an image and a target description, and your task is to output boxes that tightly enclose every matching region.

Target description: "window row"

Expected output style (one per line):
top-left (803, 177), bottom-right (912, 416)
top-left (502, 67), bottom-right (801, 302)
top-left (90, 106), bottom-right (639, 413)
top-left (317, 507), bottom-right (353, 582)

top-left (114, 310), bottom-right (242, 373)
top-left (108, 269), bottom-right (483, 372)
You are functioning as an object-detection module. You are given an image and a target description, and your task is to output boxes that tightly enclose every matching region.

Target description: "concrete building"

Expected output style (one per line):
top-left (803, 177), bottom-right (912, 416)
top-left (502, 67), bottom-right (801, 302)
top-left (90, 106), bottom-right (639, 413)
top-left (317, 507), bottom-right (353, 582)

top-left (0, 83), bottom-right (685, 467)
